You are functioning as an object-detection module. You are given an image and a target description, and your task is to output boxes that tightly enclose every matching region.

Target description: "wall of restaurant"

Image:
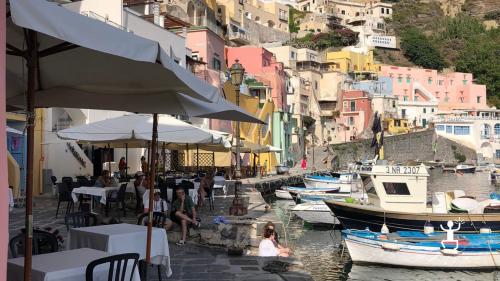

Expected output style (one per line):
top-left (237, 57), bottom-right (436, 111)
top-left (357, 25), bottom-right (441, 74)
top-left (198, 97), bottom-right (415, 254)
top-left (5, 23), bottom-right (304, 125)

top-left (1, 0), bottom-right (9, 277)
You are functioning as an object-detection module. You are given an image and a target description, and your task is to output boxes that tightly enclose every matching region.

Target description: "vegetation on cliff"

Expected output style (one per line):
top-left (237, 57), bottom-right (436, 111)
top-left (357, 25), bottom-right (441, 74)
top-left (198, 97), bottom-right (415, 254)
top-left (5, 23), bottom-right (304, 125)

top-left (389, 1), bottom-right (500, 107)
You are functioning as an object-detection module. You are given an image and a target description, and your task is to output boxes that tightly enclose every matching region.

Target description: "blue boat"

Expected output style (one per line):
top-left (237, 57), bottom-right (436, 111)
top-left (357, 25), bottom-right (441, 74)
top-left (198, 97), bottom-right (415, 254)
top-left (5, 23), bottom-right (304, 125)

top-left (343, 225), bottom-right (500, 268)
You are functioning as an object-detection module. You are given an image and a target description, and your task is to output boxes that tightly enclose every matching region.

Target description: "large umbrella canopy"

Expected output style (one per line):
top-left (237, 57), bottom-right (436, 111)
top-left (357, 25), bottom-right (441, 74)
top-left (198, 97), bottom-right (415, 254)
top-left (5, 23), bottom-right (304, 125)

top-left (57, 114), bottom-right (231, 148)
top-left (6, 0), bottom-right (262, 123)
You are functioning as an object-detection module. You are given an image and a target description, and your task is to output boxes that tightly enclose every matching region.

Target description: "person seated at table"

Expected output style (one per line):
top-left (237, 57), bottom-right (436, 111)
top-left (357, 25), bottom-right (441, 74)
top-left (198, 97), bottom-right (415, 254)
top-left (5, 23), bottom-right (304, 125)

top-left (263, 221), bottom-right (292, 256)
top-left (171, 188), bottom-right (200, 245)
top-left (95, 170), bottom-right (111, 187)
top-left (197, 172), bottom-right (214, 207)
top-left (134, 172), bottom-right (148, 197)
top-left (143, 189), bottom-right (173, 230)
top-left (259, 228), bottom-right (290, 257)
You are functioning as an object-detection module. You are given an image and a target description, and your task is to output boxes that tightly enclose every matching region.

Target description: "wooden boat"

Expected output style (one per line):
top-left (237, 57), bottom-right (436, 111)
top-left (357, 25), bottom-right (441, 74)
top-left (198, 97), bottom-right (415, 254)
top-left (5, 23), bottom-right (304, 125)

top-left (343, 227), bottom-right (500, 268)
top-left (325, 163), bottom-right (500, 233)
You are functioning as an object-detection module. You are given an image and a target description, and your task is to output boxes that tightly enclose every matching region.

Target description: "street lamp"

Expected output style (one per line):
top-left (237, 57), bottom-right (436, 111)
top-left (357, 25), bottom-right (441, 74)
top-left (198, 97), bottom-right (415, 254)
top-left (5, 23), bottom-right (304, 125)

top-left (229, 59), bottom-right (247, 216)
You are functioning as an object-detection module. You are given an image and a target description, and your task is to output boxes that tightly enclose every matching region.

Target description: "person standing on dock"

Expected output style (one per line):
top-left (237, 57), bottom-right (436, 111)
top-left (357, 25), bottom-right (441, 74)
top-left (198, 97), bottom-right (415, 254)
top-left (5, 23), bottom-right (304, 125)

top-left (301, 157), bottom-right (307, 170)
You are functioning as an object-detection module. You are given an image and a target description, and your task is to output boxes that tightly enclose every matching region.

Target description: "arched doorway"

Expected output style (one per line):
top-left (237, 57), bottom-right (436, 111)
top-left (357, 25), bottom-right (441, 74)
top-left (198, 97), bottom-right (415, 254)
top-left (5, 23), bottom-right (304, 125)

top-left (481, 142), bottom-right (494, 159)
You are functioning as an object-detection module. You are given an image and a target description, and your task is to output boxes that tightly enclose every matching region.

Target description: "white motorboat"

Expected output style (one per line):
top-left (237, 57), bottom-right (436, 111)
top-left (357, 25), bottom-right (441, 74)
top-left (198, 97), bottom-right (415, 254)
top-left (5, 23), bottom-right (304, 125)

top-left (275, 189), bottom-right (293, 200)
top-left (455, 164), bottom-right (476, 173)
top-left (292, 201), bottom-right (339, 225)
top-left (303, 172), bottom-right (361, 192)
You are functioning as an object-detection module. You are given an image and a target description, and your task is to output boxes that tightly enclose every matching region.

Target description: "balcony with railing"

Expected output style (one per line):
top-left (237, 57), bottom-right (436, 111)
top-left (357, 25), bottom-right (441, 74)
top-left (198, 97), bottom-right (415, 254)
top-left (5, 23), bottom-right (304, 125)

top-left (228, 24), bottom-right (251, 45)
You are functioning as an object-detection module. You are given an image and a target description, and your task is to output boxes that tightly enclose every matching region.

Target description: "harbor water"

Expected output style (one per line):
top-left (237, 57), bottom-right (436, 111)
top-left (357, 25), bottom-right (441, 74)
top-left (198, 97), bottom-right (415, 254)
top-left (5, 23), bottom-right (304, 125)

top-left (268, 169), bottom-right (500, 281)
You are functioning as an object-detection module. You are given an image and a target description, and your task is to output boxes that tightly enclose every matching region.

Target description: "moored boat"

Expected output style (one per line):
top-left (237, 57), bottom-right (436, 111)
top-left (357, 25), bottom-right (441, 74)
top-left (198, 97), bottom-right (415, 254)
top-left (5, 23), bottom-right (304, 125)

top-left (455, 164), bottom-right (476, 173)
top-left (343, 227), bottom-right (500, 268)
top-left (325, 163), bottom-right (500, 233)
top-left (303, 172), bottom-right (361, 192)
top-left (292, 201), bottom-right (339, 225)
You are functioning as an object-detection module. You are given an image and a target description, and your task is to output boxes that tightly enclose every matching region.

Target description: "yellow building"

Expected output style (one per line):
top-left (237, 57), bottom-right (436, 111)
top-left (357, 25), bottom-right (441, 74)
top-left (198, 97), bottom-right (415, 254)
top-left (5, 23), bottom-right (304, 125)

top-left (325, 49), bottom-right (382, 74)
top-left (222, 80), bottom-right (279, 173)
top-left (384, 117), bottom-right (410, 135)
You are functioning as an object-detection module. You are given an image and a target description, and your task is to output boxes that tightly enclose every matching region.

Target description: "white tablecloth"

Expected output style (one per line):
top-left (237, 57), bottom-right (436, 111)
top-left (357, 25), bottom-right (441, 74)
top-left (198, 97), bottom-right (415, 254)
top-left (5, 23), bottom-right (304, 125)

top-left (7, 248), bottom-right (140, 281)
top-left (68, 223), bottom-right (171, 276)
top-left (71, 185), bottom-right (135, 205)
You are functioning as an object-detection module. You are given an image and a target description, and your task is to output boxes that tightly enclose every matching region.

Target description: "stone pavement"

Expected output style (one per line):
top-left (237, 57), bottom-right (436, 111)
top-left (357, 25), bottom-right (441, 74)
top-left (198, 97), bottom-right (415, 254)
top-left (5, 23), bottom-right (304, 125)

top-left (8, 178), bottom-right (314, 280)
top-left (167, 243), bottom-right (312, 281)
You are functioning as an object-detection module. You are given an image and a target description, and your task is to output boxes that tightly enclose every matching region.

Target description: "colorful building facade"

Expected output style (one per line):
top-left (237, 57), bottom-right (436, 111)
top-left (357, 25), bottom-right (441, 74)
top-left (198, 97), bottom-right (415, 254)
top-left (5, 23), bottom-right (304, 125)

top-left (326, 48), bottom-right (381, 74)
top-left (226, 46), bottom-right (290, 164)
top-left (336, 90), bottom-right (373, 142)
top-left (380, 65), bottom-right (489, 113)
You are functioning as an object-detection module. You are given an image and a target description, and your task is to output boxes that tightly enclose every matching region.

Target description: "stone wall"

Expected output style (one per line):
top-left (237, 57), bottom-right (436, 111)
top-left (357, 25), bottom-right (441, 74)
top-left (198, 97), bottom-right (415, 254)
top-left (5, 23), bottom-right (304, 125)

top-left (328, 130), bottom-right (477, 166)
top-left (243, 18), bottom-right (291, 44)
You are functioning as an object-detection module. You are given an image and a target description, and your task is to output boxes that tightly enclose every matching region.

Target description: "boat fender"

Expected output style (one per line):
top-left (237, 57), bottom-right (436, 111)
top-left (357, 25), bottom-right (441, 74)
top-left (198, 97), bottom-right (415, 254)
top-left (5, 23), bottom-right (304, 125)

top-left (440, 249), bottom-right (461, 256)
top-left (480, 227), bottom-right (492, 234)
top-left (381, 243), bottom-right (401, 251)
top-left (424, 222), bottom-right (434, 234)
top-left (381, 223), bottom-right (389, 234)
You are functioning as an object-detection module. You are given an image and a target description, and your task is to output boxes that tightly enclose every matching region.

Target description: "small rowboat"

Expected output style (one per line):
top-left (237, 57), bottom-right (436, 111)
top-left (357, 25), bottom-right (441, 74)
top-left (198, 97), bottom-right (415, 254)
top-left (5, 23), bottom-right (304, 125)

top-left (343, 228), bottom-right (500, 268)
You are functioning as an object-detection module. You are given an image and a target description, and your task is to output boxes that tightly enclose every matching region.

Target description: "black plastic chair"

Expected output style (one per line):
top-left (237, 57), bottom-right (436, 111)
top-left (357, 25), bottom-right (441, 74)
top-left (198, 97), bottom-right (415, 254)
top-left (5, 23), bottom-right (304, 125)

top-left (106, 183), bottom-right (127, 217)
top-left (9, 231), bottom-right (58, 258)
top-left (56, 183), bottom-right (74, 218)
top-left (137, 212), bottom-right (168, 228)
top-left (86, 253), bottom-right (139, 281)
top-left (64, 211), bottom-right (98, 231)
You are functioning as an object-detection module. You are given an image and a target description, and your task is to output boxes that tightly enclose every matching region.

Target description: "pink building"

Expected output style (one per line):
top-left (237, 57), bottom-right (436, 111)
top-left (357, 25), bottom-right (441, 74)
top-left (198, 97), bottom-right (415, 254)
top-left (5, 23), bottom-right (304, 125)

top-left (181, 27), bottom-right (231, 132)
top-left (1, 0), bottom-right (8, 277)
top-left (225, 47), bottom-right (287, 111)
top-left (380, 65), bottom-right (488, 113)
top-left (336, 90), bottom-right (373, 142)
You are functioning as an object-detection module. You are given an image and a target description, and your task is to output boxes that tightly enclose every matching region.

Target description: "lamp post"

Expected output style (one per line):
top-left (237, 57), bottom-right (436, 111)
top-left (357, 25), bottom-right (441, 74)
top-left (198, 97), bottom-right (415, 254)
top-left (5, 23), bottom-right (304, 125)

top-left (229, 59), bottom-right (247, 216)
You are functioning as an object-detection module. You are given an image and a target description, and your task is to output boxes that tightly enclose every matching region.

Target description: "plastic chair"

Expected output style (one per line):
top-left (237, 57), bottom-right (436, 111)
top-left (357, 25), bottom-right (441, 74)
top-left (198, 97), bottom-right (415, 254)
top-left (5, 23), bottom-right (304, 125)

top-left (85, 253), bottom-right (139, 281)
top-left (106, 183), bottom-right (127, 217)
top-left (137, 212), bottom-right (168, 228)
top-left (64, 211), bottom-right (98, 231)
top-left (56, 183), bottom-right (74, 218)
top-left (9, 231), bottom-right (58, 258)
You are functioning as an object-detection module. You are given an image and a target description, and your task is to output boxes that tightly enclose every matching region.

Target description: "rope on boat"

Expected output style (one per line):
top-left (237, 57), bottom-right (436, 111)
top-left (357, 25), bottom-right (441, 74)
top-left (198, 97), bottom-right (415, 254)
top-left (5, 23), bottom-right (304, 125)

top-left (486, 239), bottom-right (499, 269)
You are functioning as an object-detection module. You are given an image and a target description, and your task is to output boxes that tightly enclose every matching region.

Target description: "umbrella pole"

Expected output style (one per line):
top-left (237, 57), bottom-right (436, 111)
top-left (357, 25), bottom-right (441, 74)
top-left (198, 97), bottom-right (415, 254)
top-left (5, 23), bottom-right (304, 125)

top-left (212, 152), bottom-right (215, 173)
top-left (162, 143), bottom-right (166, 177)
top-left (24, 28), bottom-right (38, 281)
top-left (185, 143), bottom-right (189, 174)
top-left (125, 143), bottom-right (128, 178)
top-left (107, 143), bottom-right (111, 174)
top-left (196, 144), bottom-right (199, 175)
top-left (146, 113), bottom-right (158, 263)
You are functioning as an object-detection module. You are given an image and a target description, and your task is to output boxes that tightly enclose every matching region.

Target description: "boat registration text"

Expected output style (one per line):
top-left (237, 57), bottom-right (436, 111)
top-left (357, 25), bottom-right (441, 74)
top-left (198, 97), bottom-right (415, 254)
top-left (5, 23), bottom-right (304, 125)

top-left (385, 166), bottom-right (420, 174)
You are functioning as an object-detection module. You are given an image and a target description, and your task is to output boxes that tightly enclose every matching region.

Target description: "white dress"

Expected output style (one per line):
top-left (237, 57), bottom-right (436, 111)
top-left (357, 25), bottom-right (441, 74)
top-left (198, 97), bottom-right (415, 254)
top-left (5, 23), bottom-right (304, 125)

top-left (258, 239), bottom-right (278, 257)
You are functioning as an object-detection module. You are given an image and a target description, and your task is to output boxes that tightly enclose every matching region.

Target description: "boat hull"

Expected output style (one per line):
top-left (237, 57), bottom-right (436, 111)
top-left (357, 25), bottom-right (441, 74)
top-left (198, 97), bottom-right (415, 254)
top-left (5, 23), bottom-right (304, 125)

top-left (326, 201), bottom-right (500, 232)
top-left (303, 178), bottom-right (357, 192)
top-left (345, 234), bottom-right (500, 268)
top-left (456, 167), bottom-right (476, 173)
top-left (275, 189), bottom-right (293, 200)
top-left (292, 202), bottom-right (339, 225)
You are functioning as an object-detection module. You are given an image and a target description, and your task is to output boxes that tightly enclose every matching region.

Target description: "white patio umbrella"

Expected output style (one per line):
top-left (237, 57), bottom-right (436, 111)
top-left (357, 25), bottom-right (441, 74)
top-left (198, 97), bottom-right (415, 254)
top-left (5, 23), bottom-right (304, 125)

top-left (6, 0), bottom-right (262, 123)
top-left (5, 1), bottom-right (258, 279)
top-left (56, 114), bottom-right (230, 148)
